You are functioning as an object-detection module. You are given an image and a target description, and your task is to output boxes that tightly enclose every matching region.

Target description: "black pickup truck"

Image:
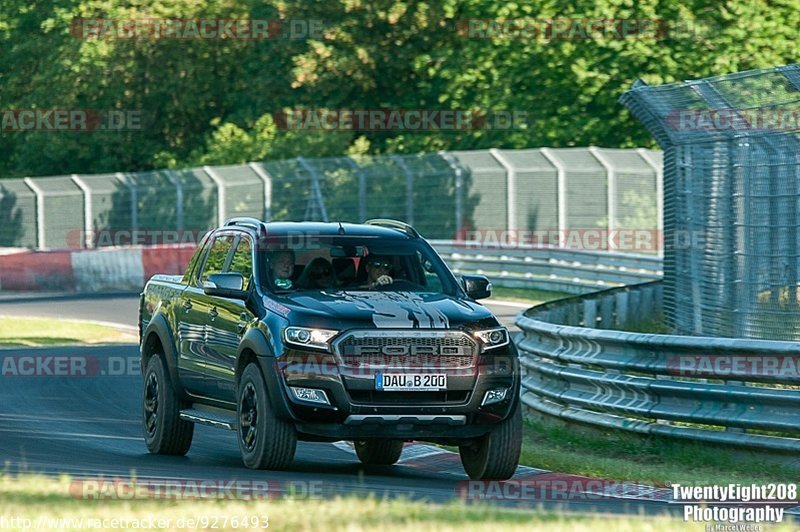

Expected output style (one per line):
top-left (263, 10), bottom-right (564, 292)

top-left (139, 218), bottom-right (521, 480)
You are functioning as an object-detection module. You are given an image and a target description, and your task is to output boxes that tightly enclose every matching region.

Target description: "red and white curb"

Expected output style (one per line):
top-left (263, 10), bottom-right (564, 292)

top-left (0, 245), bottom-right (197, 291)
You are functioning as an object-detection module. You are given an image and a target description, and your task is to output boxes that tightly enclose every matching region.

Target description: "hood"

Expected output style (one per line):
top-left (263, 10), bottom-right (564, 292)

top-left (268, 290), bottom-right (496, 330)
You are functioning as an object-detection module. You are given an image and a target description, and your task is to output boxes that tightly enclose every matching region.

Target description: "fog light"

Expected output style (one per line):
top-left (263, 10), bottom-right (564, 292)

top-left (482, 387), bottom-right (508, 406)
top-left (290, 387), bottom-right (330, 405)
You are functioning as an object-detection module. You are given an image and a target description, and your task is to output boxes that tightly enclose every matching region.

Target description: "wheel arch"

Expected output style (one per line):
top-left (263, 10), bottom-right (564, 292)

top-left (141, 314), bottom-right (183, 396)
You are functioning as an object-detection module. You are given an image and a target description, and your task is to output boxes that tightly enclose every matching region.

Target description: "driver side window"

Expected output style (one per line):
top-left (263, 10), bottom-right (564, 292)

top-left (229, 236), bottom-right (254, 288)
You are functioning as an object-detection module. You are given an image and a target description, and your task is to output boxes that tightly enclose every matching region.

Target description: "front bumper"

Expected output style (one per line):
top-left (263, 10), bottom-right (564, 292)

top-left (268, 343), bottom-right (520, 440)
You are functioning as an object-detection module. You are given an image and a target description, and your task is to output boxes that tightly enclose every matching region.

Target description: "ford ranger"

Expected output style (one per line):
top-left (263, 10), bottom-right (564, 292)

top-left (139, 218), bottom-right (521, 480)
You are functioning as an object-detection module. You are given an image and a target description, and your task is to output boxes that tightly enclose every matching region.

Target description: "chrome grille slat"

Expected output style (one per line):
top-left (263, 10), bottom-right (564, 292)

top-left (333, 330), bottom-right (478, 370)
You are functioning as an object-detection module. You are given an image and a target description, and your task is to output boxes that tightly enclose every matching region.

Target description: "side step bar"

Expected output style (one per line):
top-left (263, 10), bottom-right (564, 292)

top-left (180, 407), bottom-right (237, 431)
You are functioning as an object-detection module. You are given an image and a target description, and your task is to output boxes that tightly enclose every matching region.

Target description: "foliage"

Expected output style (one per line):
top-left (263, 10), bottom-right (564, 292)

top-left (1, 0), bottom-right (798, 177)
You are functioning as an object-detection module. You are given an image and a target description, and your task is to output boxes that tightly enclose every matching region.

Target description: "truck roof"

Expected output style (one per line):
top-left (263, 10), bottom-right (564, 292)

top-left (227, 220), bottom-right (417, 240)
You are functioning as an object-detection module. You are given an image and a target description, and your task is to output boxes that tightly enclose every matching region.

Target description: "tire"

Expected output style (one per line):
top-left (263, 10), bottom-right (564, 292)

top-left (459, 403), bottom-right (522, 480)
top-left (237, 363), bottom-right (297, 470)
top-left (354, 439), bottom-right (404, 465)
top-left (142, 354), bottom-right (194, 455)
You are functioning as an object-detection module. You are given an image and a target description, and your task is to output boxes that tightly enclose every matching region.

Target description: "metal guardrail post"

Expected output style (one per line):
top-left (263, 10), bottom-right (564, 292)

top-left (202, 165), bottom-right (227, 227)
top-left (22, 177), bottom-right (46, 250)
top-left (247, 162), bottom-right (272, 221)
top-left (70, 173), bottom-right (93, 249)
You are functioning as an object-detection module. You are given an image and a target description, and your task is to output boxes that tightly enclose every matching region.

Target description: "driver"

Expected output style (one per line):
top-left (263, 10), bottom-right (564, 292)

top-left (269, 249), bottom-right (296, 289)
top-left (360, 255), bottom-right (393, 289)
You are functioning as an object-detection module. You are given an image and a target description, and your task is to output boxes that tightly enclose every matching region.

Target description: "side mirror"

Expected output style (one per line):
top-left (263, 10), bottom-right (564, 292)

top-left (461, 274), bottom-right (492, 300)
top-left (204, 273), bottom-right (248, 300)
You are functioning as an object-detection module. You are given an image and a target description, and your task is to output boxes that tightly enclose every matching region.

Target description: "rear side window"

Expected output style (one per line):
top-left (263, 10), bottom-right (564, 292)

top-left (229, 236), bottom-right (254, 286)
top-left (199, 234), bottom-right (235, 283)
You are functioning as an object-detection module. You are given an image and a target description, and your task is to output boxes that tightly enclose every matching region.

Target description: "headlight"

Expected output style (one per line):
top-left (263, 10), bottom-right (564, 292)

top-left (474, 327), bottom-right (509, 352)
top-left (284, 327), bottom-right (338, 351)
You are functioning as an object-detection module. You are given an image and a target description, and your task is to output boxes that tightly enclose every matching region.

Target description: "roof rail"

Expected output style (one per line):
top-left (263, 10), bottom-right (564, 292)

top-left (224, 217), bottom-right (265, 233)
top-left (364, 219), bottom-right (419, 238)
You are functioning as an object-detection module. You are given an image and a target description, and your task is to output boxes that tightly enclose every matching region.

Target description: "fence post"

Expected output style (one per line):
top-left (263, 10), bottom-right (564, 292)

top-left (439, 151), bottom-right (464, 238)
top-left (297, 157), bottom-right (329, 222)
top-left (116, 172), bottom-right (138, 233)
top-left (489, 148), bottom-right (517, 231)
top-left (637, 149), bottom-right (663, 257)
top-left (583, 299), bottom-right (597, 328)
top-left (202, 166), bottom-right (227, 227)
top-left (162, 170), bottom-right (184, 232)
top-left (391, 155), bottom-right (414, 225)
top-left (70, 174), bottom-right (93, 249)
top-left (248, 162), bottom-right (272, 221)
top-left (345, 158), bottom-right (367, 222)
top-left (540, 148), bottom-right (566, 247)
top-left (589, 147), bottom-right (616, 247)
top-left (23, 177), bottom-right (46, 250)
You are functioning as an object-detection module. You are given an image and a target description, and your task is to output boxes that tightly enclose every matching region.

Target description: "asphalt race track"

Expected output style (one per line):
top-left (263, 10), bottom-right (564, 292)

top-left (0, 293), bottom-right (683, 517)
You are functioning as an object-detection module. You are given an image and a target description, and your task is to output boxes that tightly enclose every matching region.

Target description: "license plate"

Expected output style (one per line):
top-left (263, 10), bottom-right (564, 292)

top-left (375, 372), bottom-right (447, 391)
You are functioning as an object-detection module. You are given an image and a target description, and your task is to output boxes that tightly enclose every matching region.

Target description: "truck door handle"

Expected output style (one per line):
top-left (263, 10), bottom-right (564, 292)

top-left (209, 307), bottom-right (218, 321)
top-left (181, 299), bottom-right (192, 312)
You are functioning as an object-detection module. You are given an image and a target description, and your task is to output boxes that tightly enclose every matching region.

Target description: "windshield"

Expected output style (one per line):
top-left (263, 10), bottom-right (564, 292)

top-left (257, 235), bottom-right (459, 296)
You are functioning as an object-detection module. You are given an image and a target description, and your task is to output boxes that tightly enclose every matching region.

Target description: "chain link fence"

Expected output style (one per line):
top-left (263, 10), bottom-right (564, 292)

top-left (0, 147), bottom-right (661, 252)
top-left (621, 63), bottom-right (800, 340)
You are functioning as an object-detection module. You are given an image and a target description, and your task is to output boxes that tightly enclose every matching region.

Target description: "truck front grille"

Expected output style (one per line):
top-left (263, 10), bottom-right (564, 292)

top-left (334, 330), bottom-right (478, 370)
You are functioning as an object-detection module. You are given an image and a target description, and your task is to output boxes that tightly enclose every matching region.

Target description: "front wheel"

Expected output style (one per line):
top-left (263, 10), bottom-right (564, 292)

top-left (354, 439), bottom-right (404, 465)
top-left (237, 363), bottom-right (297, 470)
top-left (459, 403), bottom-right (522, 480)
top-left (142, 354), bottom-right (194, 455)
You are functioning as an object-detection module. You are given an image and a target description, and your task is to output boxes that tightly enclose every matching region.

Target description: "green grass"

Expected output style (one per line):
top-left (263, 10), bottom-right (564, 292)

top-left (0, 316), bottom-right (136, 347)
top-left (490, 286), bottom-right (569, 305)
top-left (519, 416), bottom-right (798, 486)
top-left (0, 474), bottom-right (699, 531)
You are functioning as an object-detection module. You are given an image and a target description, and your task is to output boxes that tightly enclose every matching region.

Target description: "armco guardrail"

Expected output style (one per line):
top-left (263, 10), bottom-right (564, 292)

top-left (433, 241), bottom-right (662, 294)
top-left (516, 281), bottom-right (800, 453)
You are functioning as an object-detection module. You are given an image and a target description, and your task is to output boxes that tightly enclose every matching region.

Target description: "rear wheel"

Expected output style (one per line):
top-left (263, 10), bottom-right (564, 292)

top-left (237, 363), bottom-right (297, 470)
top-left (459, 403), bottom-right (522, 480)
top-left (354, 439), bottom-right (404, 465)
top-left (142, 354), bottom-right (194, 455)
